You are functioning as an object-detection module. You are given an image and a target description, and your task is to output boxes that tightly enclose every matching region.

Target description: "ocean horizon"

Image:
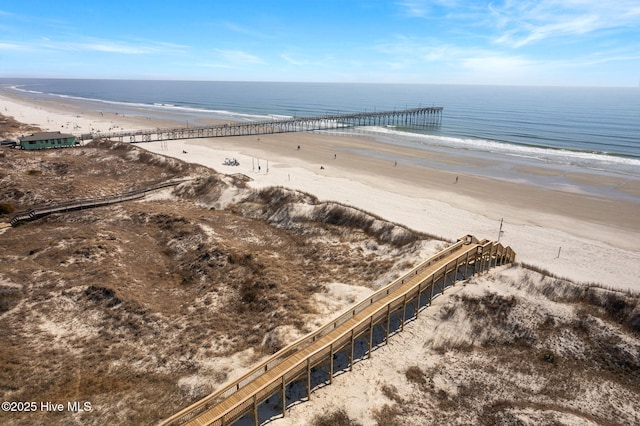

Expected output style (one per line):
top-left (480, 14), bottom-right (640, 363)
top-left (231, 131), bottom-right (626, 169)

top-left (2, 78), bottom-right (639, 184)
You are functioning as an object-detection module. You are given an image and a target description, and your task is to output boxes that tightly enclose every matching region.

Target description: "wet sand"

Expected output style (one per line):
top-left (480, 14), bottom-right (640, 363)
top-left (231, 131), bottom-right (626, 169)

top-left (187, 132), bottom-right (640, 237)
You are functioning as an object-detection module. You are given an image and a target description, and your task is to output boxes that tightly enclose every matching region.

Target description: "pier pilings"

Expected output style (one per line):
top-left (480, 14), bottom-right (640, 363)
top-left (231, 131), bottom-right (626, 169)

top-left (84, 107), bottom-right (443, 143)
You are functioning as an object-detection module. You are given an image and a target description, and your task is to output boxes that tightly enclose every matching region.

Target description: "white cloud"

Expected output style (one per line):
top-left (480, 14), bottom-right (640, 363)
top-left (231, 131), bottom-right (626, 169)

top-left (421, 46), bottom-right (451, 62)
top-left (0, 37), bottom-right (188, 55)
top-left (213, 49), bottom-right (264, 65)
top-left (397, 0), bottom-right (429, 17)
top-left (491, 1), bottom-right (640, 47)
top-left (194, 62), bottom-right (236, 70)
top-left (0, 42), bottom-right (24, 51)
top-left (79, 41), bottom-right (150, 54)
top-left (563, 49), bottom-right (640, 67)
top-left (396, 1), bottom-right (640, 50)
top-left (78, 39), bottom-right (188, 55)
top-left (375, 36), bottom-right (472, 65)
top-left (372, 33), bottom-right (548, 82)
top-left (224, 22), bottom-right (272, 39)
top-left (461, 54), bottom-right (534, 72)
top-left (381, 59), bottom-right (412, 70)
top-left (280, 53), bottom-right (305, 66)
top-left (396, 0), bottom-right (461, 18)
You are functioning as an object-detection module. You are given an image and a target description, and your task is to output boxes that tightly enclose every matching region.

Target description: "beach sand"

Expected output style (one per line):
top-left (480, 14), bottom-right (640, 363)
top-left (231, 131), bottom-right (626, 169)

top-left (1, 90), bottom-right (639, 289)
top-left (2, 89), bottom-right (640, 426)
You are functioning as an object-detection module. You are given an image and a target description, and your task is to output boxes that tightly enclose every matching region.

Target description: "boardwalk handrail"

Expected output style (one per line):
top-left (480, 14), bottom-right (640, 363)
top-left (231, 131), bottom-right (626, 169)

top-left (207, 243), bottom-right (495, 425)
top-left (161, 235), bottom-right (515, 426)
top-left (162, 237), bottom-right (469, 423)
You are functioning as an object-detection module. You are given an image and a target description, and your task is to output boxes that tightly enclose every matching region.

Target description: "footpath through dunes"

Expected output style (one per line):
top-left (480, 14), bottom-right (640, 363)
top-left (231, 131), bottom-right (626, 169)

top-left (8, 179), bottom-right (191, 226)
top-left (163, 235), bottom-right (515, 426)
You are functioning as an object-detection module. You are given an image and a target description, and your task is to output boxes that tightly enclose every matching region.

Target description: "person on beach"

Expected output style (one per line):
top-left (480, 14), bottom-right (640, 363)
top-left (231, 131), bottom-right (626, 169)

top-left (455, 176), bottom-right (459, 184)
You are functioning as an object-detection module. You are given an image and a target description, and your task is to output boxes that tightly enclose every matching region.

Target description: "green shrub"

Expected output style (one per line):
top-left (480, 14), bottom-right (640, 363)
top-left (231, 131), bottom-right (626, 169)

top-left (541, 351), bottom-right (555, 364)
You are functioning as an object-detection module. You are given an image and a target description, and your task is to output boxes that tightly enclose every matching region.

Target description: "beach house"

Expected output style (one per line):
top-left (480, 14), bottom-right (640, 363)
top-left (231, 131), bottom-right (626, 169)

top-left (19, 131), bottom-right (78, 150)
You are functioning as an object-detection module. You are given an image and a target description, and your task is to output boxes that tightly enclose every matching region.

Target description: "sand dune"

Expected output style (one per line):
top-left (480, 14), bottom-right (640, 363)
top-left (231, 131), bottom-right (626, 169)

top-left (1, 90), bottom-right (639, 425)
top-left (1, 90), bottom-right (639, 289)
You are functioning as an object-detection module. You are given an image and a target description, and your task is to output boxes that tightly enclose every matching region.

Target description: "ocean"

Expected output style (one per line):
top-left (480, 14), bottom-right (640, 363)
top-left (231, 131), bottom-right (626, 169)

top-left (2, 79), bottom-right (639, 187)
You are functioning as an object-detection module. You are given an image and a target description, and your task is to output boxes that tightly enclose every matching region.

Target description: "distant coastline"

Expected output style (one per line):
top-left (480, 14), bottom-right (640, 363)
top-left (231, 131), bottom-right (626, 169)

top-left (2, 79), bottom-right (639, 157)
top-left (4, 79), bottom-right (639, 205)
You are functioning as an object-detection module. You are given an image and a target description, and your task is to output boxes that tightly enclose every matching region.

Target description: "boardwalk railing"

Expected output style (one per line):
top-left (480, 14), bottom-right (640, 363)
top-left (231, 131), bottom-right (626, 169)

top-left (161, 235), bottom-right (515, 426)
top-left (9, 179), bottom-right (189, 226)
top-left (84, 107), bottom-right (443, 143)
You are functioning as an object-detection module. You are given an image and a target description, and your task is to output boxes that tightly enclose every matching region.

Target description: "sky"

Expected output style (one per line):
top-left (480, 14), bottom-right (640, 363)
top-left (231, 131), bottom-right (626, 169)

top-left (1, 1), bottom-right (639, 86)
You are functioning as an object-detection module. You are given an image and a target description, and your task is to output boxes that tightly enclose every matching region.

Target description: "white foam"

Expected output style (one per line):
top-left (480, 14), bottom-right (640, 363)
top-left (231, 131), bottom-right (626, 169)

top-left (6, 84), bottom-right (276, 122)
top-left (359, 126), bottom-right (640, 175)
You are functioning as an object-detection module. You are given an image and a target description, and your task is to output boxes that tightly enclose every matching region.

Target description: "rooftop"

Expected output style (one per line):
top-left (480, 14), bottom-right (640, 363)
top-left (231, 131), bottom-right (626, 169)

top-left (20, 131), bottom-right (76, 142)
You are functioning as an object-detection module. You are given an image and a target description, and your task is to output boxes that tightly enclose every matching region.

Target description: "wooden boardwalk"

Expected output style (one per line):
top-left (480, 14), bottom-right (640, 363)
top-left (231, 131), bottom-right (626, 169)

top-left (84, 107), bottom-right (443, 143)
top-left (161, 235), bottom-right (515, 426)
top-left (9, 179), bottom-right (189, 226)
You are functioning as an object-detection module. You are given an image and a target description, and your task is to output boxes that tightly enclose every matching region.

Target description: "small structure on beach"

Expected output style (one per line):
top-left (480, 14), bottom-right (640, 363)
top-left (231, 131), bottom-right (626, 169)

top-left (223, 157), bottom-right (240, 166)
top-left (19, 131), bottom-right (78, 150)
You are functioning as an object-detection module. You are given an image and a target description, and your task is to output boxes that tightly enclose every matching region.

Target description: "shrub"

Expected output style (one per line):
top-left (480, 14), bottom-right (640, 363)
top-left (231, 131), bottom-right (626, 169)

top-left (372, 404), bottom-right (403, 426)
top-left (0, 202), bottom-right (15, 214)
top-left (0, 287), bottom-right (21, 313)
top-left (311, 408), bottom-right (362, 426)
top-left (381, 384), bottom-right (403, 404)
top-left (541, 351), bottom-right (555, 364)
top-left (405, 365), bottom-right (427, 385)
top-left (84, 285), bottom-right (121, 307)
top-left (601, 292), bottom-right (635, 324)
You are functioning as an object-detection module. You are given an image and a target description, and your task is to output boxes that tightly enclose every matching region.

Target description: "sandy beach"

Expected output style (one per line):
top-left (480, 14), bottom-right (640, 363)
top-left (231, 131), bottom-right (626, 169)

top-left (2, 88), bottom-right (640, 426)
top-left (2, 89), bottom-right (639, 289)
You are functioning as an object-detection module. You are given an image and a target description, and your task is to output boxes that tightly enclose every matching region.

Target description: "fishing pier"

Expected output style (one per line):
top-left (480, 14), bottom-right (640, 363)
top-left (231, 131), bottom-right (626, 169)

top-left (84, 107), bottom-right (443, 143)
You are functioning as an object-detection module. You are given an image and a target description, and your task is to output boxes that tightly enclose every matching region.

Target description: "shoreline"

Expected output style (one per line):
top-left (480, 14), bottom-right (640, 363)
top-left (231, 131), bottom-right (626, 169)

top-left (201, 132), bottom-right (640, 232)
top-left (335, 127), bottom-right (640, 202)
top-left (1, 90), bottom-right (639, 289)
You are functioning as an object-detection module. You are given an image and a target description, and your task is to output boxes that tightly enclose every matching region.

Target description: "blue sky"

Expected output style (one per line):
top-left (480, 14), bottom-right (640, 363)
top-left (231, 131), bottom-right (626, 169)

top-left (1, 1), bottom-right (639, 86)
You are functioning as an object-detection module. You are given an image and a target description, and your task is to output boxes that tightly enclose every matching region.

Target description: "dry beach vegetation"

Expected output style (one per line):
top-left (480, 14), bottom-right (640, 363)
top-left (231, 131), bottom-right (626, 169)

top-left (0, 130), bottom-right (433, 425)
top-left (0, 116), bottom-right (639, 425)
